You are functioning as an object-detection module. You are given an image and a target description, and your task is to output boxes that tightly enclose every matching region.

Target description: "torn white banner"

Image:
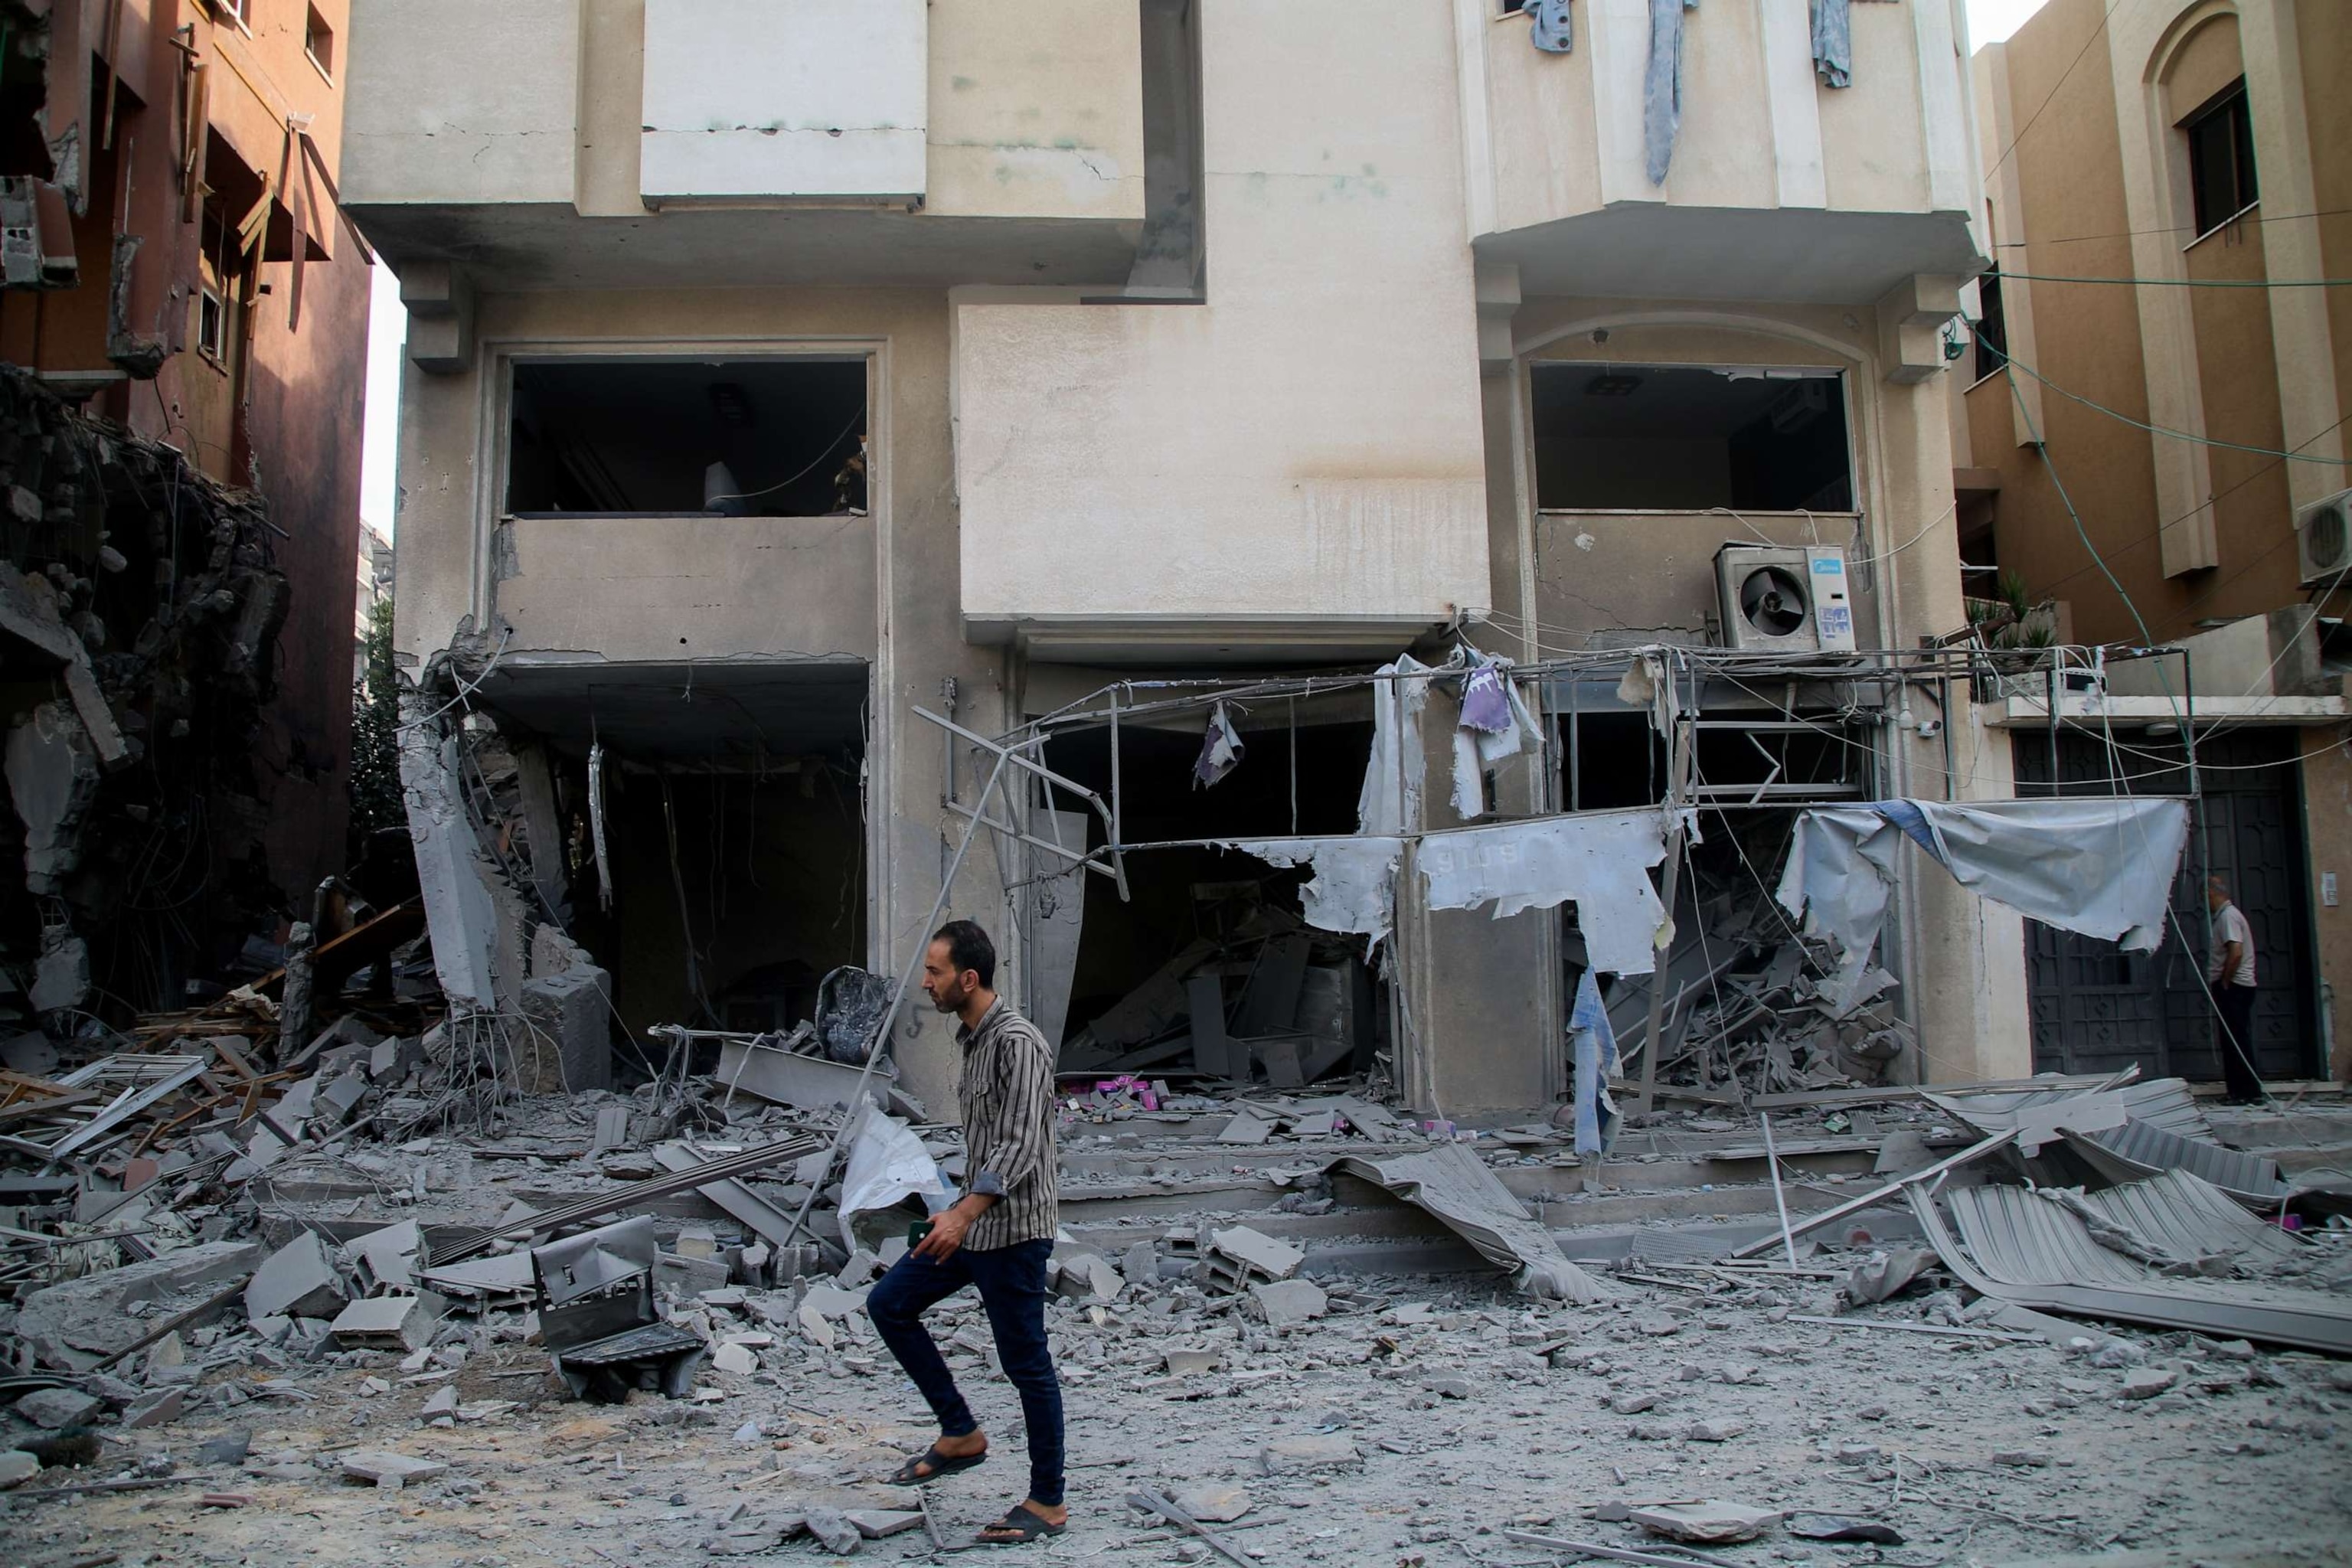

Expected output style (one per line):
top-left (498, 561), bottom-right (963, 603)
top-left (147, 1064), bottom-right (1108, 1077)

top-left (1223, 836), bottom-right (1405, 940)
top-left (1778, 797), bottom-right (2191, 1009)
top-left (1417, 808), bottom-right (1670, 976)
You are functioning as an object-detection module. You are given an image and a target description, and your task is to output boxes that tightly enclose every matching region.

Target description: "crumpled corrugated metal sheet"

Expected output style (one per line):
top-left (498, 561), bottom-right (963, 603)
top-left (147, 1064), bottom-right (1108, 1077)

top-left (1926, 1076), bottom-right (2212, 1144)
top-left (1913, 1171), bottom-right (2351, 1354)
top-left (2062, 1119), bottom-right (2288, 1210)
top-left (1328, 1142), bottom-right (1612, 1305)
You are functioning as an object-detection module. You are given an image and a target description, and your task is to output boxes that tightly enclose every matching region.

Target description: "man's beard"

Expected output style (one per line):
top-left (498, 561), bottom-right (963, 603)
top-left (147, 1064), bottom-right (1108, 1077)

top-left (930, 978), bottom-right (969, 1014)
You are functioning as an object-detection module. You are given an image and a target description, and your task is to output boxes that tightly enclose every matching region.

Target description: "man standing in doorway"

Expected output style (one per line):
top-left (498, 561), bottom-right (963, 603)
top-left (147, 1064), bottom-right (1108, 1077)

top-left (2205, 876), bottom-right (2264, 1105)
top-left (867, 920), bottom-right (1067, 1545)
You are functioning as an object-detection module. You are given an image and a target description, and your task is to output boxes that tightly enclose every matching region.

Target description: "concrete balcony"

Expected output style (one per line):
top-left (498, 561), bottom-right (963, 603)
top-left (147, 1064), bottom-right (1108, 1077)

top-left (342, 0), bottom-right (1146, 290)
top-left (1461, 0), bottom-right (1984, 303)
top-left (1534, 510), bottom-right (1878, 645)
top-left (492, 513), bottom-right (876, 665)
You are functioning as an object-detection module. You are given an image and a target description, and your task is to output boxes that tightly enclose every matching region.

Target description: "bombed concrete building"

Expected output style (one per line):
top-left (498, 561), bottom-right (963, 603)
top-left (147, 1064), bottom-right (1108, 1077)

top-left (352, 0), bottom-right (2047, 1119)
top-left (0, 0), bottom-right (372, 1022)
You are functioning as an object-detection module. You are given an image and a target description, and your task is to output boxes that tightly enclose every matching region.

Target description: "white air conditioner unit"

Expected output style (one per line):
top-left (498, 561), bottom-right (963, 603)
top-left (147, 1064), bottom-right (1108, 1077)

top-left (2296, 488), bottom-right (2352, 590)
top-left (1716, 544), bottom-right (1858, 654)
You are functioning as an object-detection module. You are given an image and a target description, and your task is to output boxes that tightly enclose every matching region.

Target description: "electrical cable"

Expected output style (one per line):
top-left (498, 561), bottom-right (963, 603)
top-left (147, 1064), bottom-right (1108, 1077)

top-left (1994, 204), bottom-right (2352, 250)
top-left (701, 409), bottom-right (865, 508)
top-left (1993, 270), bottom-right (2352, 289)
top-left (2004, 353), bottom-right (2352, 466)
top-left (2022, 410), bottom-right (2352, 608)
top-left (1982, 0), bottom-right (2131, 182)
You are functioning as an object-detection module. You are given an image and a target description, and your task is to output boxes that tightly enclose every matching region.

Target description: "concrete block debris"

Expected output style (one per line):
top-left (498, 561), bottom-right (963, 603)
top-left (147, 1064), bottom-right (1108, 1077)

top-left (1205, 1225), bottom-right (1303, 1288)
top-left (330, 1292), bottom-right (443, 1352)
top-left (1260, 1433), bottom-right (1361, 1475)
top-left (341, 1451), bottom-right (449, 1489)
top-left (1629, 1501), bottom-right (1782, 1544)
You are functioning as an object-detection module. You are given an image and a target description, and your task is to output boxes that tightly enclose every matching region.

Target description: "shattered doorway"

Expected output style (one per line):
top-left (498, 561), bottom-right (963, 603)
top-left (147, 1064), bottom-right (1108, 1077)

top-left (1031, 702), bottom-right (1387, 1090)
top-left (476, 661), bottom-right (871, 1063)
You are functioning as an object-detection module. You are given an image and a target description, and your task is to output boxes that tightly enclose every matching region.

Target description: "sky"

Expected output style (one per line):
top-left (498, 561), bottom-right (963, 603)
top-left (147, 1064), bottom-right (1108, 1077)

top-left (349, 0), bottom-right (2053, 541)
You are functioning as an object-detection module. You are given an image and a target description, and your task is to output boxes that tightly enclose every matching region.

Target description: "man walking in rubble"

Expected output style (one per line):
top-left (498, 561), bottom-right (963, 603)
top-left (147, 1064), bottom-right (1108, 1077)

top-left (2205, 876), bottom-right (2265, 1105)
top-left (867, 919), bottom-right (1067, 1545)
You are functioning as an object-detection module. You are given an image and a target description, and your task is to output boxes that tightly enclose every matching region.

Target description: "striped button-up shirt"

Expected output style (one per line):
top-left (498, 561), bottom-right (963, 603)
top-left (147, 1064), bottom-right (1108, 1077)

top-left (956, 997), bottom-right (1060, 1250)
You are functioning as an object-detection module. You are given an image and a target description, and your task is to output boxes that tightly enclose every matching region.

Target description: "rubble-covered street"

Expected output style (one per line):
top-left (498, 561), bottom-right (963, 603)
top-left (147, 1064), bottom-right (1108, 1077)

top-left (1, 1009), bottom-right (2347, 1566)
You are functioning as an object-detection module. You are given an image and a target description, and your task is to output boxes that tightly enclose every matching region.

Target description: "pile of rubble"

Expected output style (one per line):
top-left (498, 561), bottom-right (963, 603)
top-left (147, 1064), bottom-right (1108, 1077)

top-left (1, 362), bottom-right (302, 1034)
top-left (1606, 841), bottom-right (1916, 1106)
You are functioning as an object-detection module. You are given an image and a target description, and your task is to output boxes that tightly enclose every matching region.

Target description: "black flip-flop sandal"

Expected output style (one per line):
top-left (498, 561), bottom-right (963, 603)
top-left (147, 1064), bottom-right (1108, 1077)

top-left (887, 1443), bottom-right (988, 1486)
top-left (975, 1502), bottom-right (1067, 1545)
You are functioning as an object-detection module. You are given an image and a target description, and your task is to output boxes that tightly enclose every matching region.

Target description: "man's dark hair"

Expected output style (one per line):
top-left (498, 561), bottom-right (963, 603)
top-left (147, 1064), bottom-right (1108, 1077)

top-left (932, 919), bottom-right (996, 988)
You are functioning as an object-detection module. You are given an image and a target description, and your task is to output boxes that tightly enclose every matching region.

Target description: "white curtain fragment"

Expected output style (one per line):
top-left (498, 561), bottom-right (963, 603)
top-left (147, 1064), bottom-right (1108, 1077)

top-left (1223, 836), bottom-right (1405, 942)
top-left (1419, 808), bottom-right (1670, 975)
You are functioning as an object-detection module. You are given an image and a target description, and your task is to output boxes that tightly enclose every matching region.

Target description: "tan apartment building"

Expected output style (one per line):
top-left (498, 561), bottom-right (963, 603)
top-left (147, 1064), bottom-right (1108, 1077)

top-left (1958, 0), bottom-right (2351, 1085)
top-left (349, 0), bottom-right (2024, 1116)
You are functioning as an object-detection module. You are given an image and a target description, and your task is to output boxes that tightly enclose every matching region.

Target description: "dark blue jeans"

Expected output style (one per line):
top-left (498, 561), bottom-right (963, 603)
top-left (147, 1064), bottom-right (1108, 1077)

top-left (864, 1237), bottom-right (1063, 1508)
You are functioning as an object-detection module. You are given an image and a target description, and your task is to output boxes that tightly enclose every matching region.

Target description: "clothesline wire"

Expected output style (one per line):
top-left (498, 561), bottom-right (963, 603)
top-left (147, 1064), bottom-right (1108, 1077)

top-left (1993, 204), bottom-right (2352, 250)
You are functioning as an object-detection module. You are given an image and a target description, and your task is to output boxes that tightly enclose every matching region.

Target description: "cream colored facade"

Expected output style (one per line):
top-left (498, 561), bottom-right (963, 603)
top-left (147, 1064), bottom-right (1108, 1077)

top-left (351, 0), bottom-right (2024, 1113)
top-left (1959, 0), bottom-right (2350, 1085)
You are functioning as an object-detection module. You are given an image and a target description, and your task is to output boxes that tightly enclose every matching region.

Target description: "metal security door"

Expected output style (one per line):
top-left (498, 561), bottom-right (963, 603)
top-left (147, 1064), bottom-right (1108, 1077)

top-left (2017, 730), bottom-right (2315, 1081)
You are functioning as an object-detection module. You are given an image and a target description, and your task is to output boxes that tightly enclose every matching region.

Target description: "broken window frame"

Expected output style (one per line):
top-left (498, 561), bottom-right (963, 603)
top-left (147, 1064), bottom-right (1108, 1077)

top-left (1527, 360), bottom-right (1860, 516)
top-left (495, 347), bottom-right (872, 521)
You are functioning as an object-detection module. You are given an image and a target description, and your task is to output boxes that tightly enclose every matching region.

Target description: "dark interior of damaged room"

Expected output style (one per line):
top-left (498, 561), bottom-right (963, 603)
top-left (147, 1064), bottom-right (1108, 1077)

top-left (505, 358), bottom-right (868, 519)
top-left (463, 660), bottom-right (874, 1060)
top-left (1038, 708), bottom-right (1387, 1090)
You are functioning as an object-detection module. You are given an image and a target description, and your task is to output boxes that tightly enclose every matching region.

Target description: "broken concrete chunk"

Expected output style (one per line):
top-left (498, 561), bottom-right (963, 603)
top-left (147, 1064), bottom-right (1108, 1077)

top-left (1120, 1240), bottom-right (1158, 1289)
top-left (1164, 1348), bottom-right (1221, 1378)
top-left (1630, 1501), bottom-right (1781, 1544)
top-left (1250, 1279), bottom-right (1328, 1329)
top-left (420, 1385), bottom-right (460, 1418)
top-left (14, 1387), bottom-right (104, 1429)
top-left (845, 1508), bottom-right (924, 1539)
top-left (1054, 1250), bottom-right (1122, 1302)
top-left (1684, 1419), bottom-right (1749, 1443)
top-left (2121, 1367), bottom-right (2180, 1400)
top-left (1260, 1433), bottom-right (1361, 1475)
top-left (0, 1451), bottom-right (37, 1488)
top-left (121, 1387), bottom-right (185, 1430)
top-left (245, 1231), bottom-right (348, 1322)
top-left (712, 1341), bottom-right (759, 1376)
top-left (802, 1506), bottom-right (862, 1554)
top-left (1217, 1112), bottom-right (1276, 1145)
top-left (1174, 1485), bottom-right (1253, 1524)
top-left (342, 1451), bottom-right (449, 1488)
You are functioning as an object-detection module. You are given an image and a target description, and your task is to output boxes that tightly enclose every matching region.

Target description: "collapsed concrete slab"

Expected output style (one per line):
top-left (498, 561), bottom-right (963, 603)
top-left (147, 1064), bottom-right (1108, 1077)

top-left (15, 1240), bottom-right (262, 1367)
